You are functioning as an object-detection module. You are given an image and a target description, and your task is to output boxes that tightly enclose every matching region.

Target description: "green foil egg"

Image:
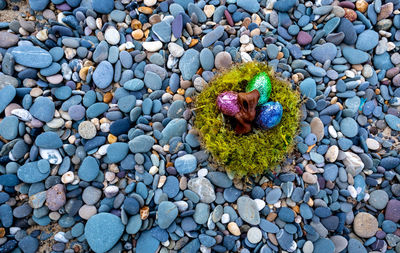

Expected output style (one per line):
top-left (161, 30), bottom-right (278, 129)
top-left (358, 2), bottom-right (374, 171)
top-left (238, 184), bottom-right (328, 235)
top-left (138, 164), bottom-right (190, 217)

top-left (245, 72), bottom-right (272, 105)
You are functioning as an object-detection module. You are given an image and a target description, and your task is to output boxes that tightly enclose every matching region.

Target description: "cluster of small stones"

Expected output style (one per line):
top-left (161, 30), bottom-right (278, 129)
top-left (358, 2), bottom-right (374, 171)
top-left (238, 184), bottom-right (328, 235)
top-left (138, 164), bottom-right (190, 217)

top-left (0, 0), bottom-right (399, 252)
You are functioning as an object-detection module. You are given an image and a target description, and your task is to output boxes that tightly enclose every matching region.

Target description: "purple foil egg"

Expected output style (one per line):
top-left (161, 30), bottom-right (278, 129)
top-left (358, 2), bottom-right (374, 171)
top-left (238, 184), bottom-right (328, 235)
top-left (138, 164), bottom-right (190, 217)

top-left (217, 91), bottom-right (240, 116)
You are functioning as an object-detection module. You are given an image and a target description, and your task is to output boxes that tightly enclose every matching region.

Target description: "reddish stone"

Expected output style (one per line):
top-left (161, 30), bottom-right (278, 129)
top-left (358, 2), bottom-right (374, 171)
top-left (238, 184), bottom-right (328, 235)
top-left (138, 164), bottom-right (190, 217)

top-left (297, 31), bottom-right (312, 46)
top-left (224, 10), bottom-right (234, 27)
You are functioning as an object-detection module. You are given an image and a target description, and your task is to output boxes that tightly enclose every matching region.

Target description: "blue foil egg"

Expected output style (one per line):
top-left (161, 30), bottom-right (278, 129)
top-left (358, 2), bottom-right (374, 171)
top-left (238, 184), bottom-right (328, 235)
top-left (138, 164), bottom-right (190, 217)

top-left (256, 102), bottom-right (283, 129)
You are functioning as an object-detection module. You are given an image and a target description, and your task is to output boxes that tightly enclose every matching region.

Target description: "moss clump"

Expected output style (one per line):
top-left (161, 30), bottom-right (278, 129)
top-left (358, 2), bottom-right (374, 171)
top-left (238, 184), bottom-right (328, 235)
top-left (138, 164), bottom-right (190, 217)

top-left (195, 62), bottom-right (301, 178)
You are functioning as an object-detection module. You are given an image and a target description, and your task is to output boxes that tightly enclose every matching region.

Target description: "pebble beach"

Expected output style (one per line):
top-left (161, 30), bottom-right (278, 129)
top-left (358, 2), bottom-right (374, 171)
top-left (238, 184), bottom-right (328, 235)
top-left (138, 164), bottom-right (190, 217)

top-left (0, 0), bottom-right (400, 252)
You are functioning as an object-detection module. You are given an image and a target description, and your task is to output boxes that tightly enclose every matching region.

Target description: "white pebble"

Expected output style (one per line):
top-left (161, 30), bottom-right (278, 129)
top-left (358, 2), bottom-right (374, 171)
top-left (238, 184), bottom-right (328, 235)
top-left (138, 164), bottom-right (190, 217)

top-left (328, 125), bottom-right (337, 138)
top-left (240, 34), bottom-right (250, 44)
top-left (98, 144), bottom-right (109, 156)
top-left (61, 171), bottom-right (74, 184)
top-left (104, 185), bottom-right (119, 198)
top-left (348, 185), bottom-right (357, 199)
top-left (174, 201), bottom-right (188, 212)
top-left (149, 166), bottom-right (159, 175)
top-left (144, 0), bottom-right (157, 6)
top-left (104, 27), bottom-right (120, 45)
top-left (240, 52), bottom-right (252, 62)
top-left (197, 168), bottom-right (208, 177)
top-left (11, 109), bottom-right (32, 121)
top-left (200, 245), bottom-right (211, 253)
top-left (9, 227), bottom-right (21, 235)
top-left (366, 138), bottom-right (380, 150)
top-left (54, 232), bottom-right (69, 243)
top-left (161, 240), bottom-right (170, 246)
top-left (364, 192), bottom-right (370, 202)
top-left (39, 148), bottom-right (62, 164)
top-left (221, 213), bottom-right (230, 224)
top-left (143, 41), bottom-right (163, 52)
top-left (247, 227), bottom-right (262, 244)
top-left (254, 199), bottom-right (266, 211)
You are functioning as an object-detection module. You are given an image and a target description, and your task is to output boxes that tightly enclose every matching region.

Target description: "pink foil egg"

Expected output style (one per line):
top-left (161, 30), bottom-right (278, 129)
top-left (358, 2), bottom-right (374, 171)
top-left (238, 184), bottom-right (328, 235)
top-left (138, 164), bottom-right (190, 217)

top-left (216, 91), bottom-right (240, 116)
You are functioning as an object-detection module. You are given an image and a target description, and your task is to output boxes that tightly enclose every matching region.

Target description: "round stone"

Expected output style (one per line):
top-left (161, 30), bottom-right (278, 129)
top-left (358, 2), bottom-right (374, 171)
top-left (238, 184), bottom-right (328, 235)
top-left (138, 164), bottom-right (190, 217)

top-left (353, 212), bottom-right (378, 238)
top-left (78, 121), bottom-right (97, 139)
top-left (369, 190), bottom-right (389, 210)
top-left (214, 51), bottom-right (232, 70)
top-left (247, 227), bottom-right (262, 244)
top-left (340, 117), bottom-right (358, 138)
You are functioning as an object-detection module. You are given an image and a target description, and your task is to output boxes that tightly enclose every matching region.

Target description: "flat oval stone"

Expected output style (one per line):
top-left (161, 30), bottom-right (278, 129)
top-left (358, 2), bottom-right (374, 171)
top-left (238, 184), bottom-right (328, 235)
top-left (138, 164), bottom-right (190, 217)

top-left (179, 49), bottom-right (200, 80)
top-left (35, 132), bottom-right (62, 149)
top-left (157, 201), bottom-right (178, 229)
top-left (356, 30), bottom-right (379, 51)
top-left (340, 117), bottom-right (358, 138)
top-left (342, 47), bottom-right (370, 64)
top-left (385, 114), bottom-right (400, 131)
top-left (0, 116), bottom-right (18, 140)
top-left (29, 97), bottom-right (55, 122)
top-left (93, 61), bottom-right (113, 89)
top-left (144, 71), bottom-right (162, 90)
top-left (78, 157), bottom-right (99, 182)
top-left (123, 79), bottom-right (144, 91)
top-left (106, 142), bottom-right (129, 163)
top-left (0, 85), bottom-right (16, 113)
top-left (17, 161), bottom-right (50, 183)
top-left (175, 154), bottom-right (197, 174)
top-left (128, 135), bottom-right (155, 153)
top-left (237, 196), bottom-right (260, 225)
top-left (11, 46), bottom-right (52, 68)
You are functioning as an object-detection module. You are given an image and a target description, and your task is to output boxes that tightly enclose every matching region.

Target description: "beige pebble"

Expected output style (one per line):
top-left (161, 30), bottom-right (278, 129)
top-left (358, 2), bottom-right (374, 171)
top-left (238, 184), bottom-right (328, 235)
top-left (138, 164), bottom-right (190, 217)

top-left (366, 138), bottom-right (380, 150)
top-left (61, 171), bottom-right (74, 184)
top-left (78, 121), bottom-right (97, 139)
top-left (204, 5), bottom-right (215, 18)
top-left (353, 212), bottom-right (378, 238)
top-left (227, 222), bottom-right (241, 236)
top-left (325, 145), bottom-right (339, 163)
top-left (79, 205), bottom-right (97, 220)
top-left (302, 172), bottom-right (317, 184)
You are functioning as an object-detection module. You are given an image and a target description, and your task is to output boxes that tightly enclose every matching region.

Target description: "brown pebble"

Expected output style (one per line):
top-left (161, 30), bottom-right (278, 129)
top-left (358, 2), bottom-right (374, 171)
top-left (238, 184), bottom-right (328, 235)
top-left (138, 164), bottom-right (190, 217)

top-left (344, 8), bottom-right (357, 22)
top-left (149, 14), bottom-right (161, 24)
top-left (140, 206), bottom-right (149, 220)
top-left (131, 19), bottom-right (142, 30)
top-left (103, 92), bottom-right (113, 103)
top-left (356, 0), bottom-right (368, 12)
top-left (138, 6), bottom-right (153, 14)
top-left (242, 17), bottom-right (251, 28)
top-left (267, 212), bottom-right (277, 221)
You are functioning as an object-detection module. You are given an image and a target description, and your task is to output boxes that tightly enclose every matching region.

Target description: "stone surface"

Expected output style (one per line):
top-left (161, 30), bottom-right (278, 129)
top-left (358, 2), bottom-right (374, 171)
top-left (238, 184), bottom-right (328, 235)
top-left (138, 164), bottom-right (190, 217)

top-left (353, 212), bottom-right (378, 238)
top-left (84, 213), bottom-right (124, 252)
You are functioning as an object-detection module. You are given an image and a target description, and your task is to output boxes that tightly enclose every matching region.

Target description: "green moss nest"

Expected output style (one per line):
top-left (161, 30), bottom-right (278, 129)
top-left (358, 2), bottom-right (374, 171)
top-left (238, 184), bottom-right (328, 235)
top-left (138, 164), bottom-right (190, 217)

top-left (194, 62), bottom-right (301, 178)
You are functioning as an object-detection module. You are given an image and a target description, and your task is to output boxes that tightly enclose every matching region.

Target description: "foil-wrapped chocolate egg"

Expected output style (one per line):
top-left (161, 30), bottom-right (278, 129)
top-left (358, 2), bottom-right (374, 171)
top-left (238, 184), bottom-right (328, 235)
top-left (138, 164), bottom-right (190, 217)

top-left (216, 91), bottom-right (240, 116)
top-left (256, 101), bottom-right (283, 129)
top-left (245, 72), bottom-right (272, 105)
